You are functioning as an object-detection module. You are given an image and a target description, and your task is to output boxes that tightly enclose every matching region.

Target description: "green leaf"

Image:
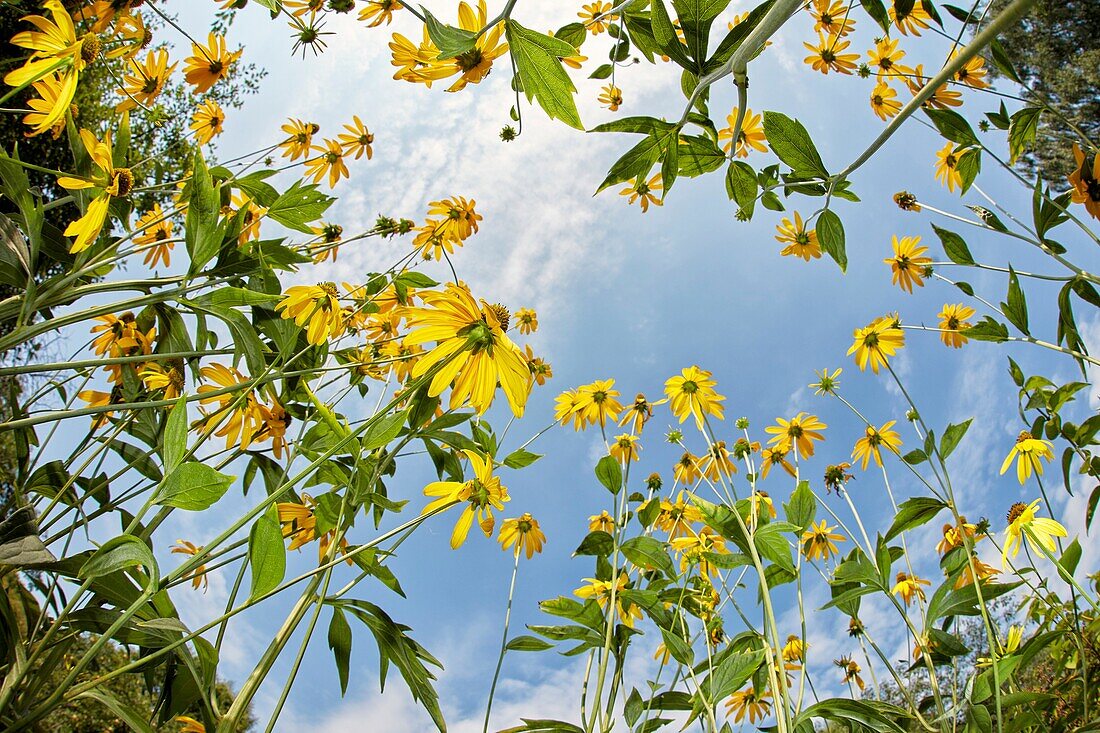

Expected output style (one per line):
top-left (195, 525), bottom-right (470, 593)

top-left (1000, 266), bottom-right (1029, 334)
top-left (156, 462), bottom-right (234, 511)
top-left (660, 627), bottom-right (694, 665)
top-left (328, 606), bottom-right (353, 695)
top-left (860, 0), bottom-right (892, 33)
top-left (422, 6), bottom-right (478, 59)
top-left (506, 20), bottom-right (583, 130)
top-left (676, 135), bottom-right (724, 177)
top-left (502, 448), bottom-right (543, 469)
top-left (506, 635), bottom-right (554, 652)
top-left (594, 455), bottom-right (622, 494)
top-left (590, 116), bottom-right (676, 135)
top-left (248, 504), bottom-right (285, 601)
top-left (962, 316), bottom-right (1009, 343)
top-left (588, 63), bottom-right (613, 79)
top-left (77, 690), bottom-right (156, 733)
top-left (183, 298), bottom-right (267, 377)
top-left (267, 180), bottom-right (334, 233)
top-left (596, 128), bottom-right (678, 192)
top-left (816, 210), bottom-right (847, 272)
top-left (925, 108), bottom-right (978, 146)
top-left (574, 531), bottom-right (614, 557)
top-left (885, 497), bottom-right (947, 541)
top-left (725, 160), bottom-right (757, 219)
top-left (1008, 107), bottom-right (1041, 164)
top-left (783, 480), bottom-right (816, 532)
top-left (362, 410), bottom-right (407, 451)
top-left (651, 0), bottom-right (692, 68)
top-left (81, 534), bottom-right (158, 584)
top-left (932, 224), bottom-right (974, 265)
top-left (163, 395), bottom-right (188, 472)
top-left (956, 147), bottom-right (981, 194)
top-left (902, 449), bottom-right (928, 465)
top-left (184, 149), bottom-right (220, 274)
top-left (754, 524), bottom-right (795, 573)
top-left (554, 22), bottom-right (587, 48)
top-left (621, 535), bottom-right (675, 576)
top-left (762, 112), bottom-right (828, 178)
top-left (797, 699), bottom-right (909, 733)
top-left (1059, 538), bottom-right (1082, 576)
top-left (939, 418), bottom-right (972, 459)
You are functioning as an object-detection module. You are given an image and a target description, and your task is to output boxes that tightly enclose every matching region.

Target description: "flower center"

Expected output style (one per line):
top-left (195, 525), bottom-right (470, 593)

top-left (111, 168), bottom-right (134, 197)
top-left (456, 48), bottom-right (485, 73)
top-left (81, 33), bottom-right (101, 64)
top-left (487, 303), bottom-right (510, 332)
top-left (681, 380), bottom-right (698, 394)
top-left (1006, 502), bottom-right (1027, 524)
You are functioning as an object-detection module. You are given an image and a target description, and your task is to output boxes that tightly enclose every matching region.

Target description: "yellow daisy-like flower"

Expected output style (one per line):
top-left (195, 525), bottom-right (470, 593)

top-left (276, 282), bottom-right (346, 345)
top-left (950, 51), bottom-right (989, 89)
top-left (891, 571), bottom-right (931, 606)
top-left (304, 138), bottom-right (350, 188)
top-left (426, 195), bottom-right (482, 243)
top-left (498, 512), bottom-right (546, 559)
top-left (513, 308), bottom-right (538, 335)
top-left (851, 420), bottom-right (902, 470)
top-left (664, 366), bottom-right (725, 429)
top-left (810, 367), bottom-right (842, 396)
top-left (1068, 143), bottom-right (1100, 221)
top-left (884, 234), bottom-right (932, 293)
top-left (765, 412), bottom-right (827, 460)
top-left (610, 434), bottom-right (640, 463)
top-left (888, 0), bottom-right (932, 35)
top-left (847, 315), bottom-right (904, 373)
top-left (699, 440), bottom-right (736, 481)
top-left (229, 191), bottom-right (265, 246)
top-left (441, 0), bottom-right (509, 92)
top-left (197, 363), bottom-right (264, 450)
top-left (589, 510), bottom-right (615, 534)
top-left (670, 526), bottom-right (728, 577)
top-left (717, 108), bottom-right (768, 158)
top-left (276, 493), bottom-right (352, 564)
top-left (870, 82), bottom-right (901, 121)
top-left (802, 32), bottom-right (859, 75)
top-left (656, 490), bottom-right (702, 538)
top-left (598, 84), bottom-right (623, 111)
top-left (423, 450), bottom-right (508, 549)
top-left (937, 518), bottom-right (978, 555)
top-left (22, 73), bottom-right (69, 139)
top-left (907, 64), bottom-right (963, 110)
top-left (403, 283), bottom-right (531, 417)
top-left (359, 0), bottom-right (403, 27)
top-left (938, 303), bottom-right (975, 348)
top-left (189, 99), bottom-right (225, 146)
top-left (934, 141), bottom-right (966, 192)
top-left (578, 1), bottom-right (616, 34)
top-left (810, 0), bottom-right (856, 36)
top-left (836, 656), bottom-right (865, 690)
top-left (337, 115), bottom-right (374, 159)
top-left (760, 446), bottom-right (796, 479)
top-left (116, 47), bottom-right (176, 112)
top-left (801, 520), bottom-right (846, 561)
top-left (571, 379), bottom-right (625, 429)
top-left (1002, 498), bottom-right (1067, 567)
top-left (618, 393), bottom-right (658, 434)
top-left (955, 554), bottom-right (999, 589)
top-left (725, 686), bottom-right (772, 724)
top-left (56, 129), bottom-right (132, 253)
top-left (521, 344), bottom-right (552, 386)
top-left (774, 211), bottom-right (821, 260)
top-left (999, 431), bottom-right (1055, 484)
top-left (279, 118), bottom-right (319, 161)
top-left (389, 26), bottom-right (452, 86)
top-left (175, 715), bottom-right (205, 733)
top-left (782, 635), bottom-right (806, 664)
top-left (133, 204), bottom-right (174, 268)
top-left (171, 540), bottom-right (209, 591)
top-left (673, 451), bottom-right (702, 485)
top-left (183, 33), bottom-right (242, 93)
top-left (867, 37), bottom-right (909, 79)
top-left (90, 311), bottom-right (153, 360)
top-left (574, 573), bottom-right (641, 627)
top-left (139, 361), bottom-right (184, 400)
top-left (620, 173), bottom-right (663, 212)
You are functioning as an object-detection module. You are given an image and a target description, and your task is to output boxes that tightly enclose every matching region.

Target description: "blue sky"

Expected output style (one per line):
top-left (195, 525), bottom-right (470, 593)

top-left (33, 1), bottom-right (1100, 730)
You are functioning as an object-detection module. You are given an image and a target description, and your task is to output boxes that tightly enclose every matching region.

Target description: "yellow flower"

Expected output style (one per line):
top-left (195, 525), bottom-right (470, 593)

top-left (426, 196), bottom-right (482, 242)
top-left (673, 451), bottom-right (702, 485)
top-left (359, 0), bottom-right (403, 27)
top-left (566, 379), bottom-right (624, 430)
top-left (835, 656), bottom-right (865, 690)
top-left (782, 635), bottom-right (806, 663)
top-left (284, 0), bottom-right (325, 17)
top-left (309, 222), bottom-right (344, 263)
top-left (1068, 143), bottom-right (1100, 221)
top-left (765, 412), bottom-right (827, 460)
top-left (938, 303), bottom-right (975, 348)
top-left (443, 0), bottom-right (509, 92)
top-left (664, 366), bottom-right (725, 429)
top-left (403, 283), bottom-right (531, 416)
top-left (802, 520), bottom-right (845, 561)
top-left (774, 212), bottom-right (821, 260)
top-left (725, 687), bottom-right (772, 724)
top-left (810, 0), bottom-right (856, 36)
top-left (610, 434), bottom-right (640, 463)
top-left (717, 108), bottom-right (768, 158)
top-left (934, 142), bottom-right (966, 192)
top-left (337, 115), bottom-right (374, 159)
top-left (277, 494), bottom-right (352, 564)
top-left (884, 235), bottom-right (932, 293)
top-left (574, 573), bottom-right (641, 626)
top-left (140, 361), bottom-right (184, 400)
top-left (257, 400), bottom-right (290, 460)
top-left (280, 118), bottom-right (319, 161)
top-left (620, 173), bottom-right (663, 212)
top-left (618, 393), bottom-right (658, 434)
top-left (513, 308), bottom-right (538, 335)
top-left (90, 311), bottom-right (154, 360)
top-left (888, 0), bottom-right (932, 35)
top-left (189, 99), bottom-right (225, 145)
top-left (851, 420), bottom-right (902, 469)
top-left (999, 431), bottom-right (1055, 484)
top-left (936, 518), bottom-right (978, 555)
top-left (304, 138), bottom-right (350, 188)
top-left (276, 283), bottom-right (346, 345)
top-left (760, 446), bottom-right (796, 479)
top-left (1002, 498), bottom-right (1067, 567)
top-left (867, 37), bottom-right (909, 79)
top-left (955, 554), bottom-right (998, 589)
top-left (423, 450), bottom-right (509, 549)
top-left (133, 203), bottom-right (174, 268)
top-left (802, 33), bottom-right (858, 75)
top-left (521, 344), bottom-right (552, 386)
top-left (389, 27), bottom-right (452, 86)
top-left (907, 64), bottom-right (963, 110)
top-left (183, 33), bottom-right (242, 93)
top-left (670, 526), bottom-right (728, 577)
top-left (57, 128), bottom-right (132, 252)
top-left (171, 540), bottom-right (209, 591)
top-left (847, 315), bottom-right (904, 373)
top-left (499, 513), bottom-right (546, 558)
top-left (197, 363), bottom-right (264, 450)
top-left (870, 82), bottom-right (900, 121)
top-left (87, 0), bottom-right (141, 33)
top-left (951, 51), bottom-right (989, 89)
top-left (116, 47), bottom-right (175, 112)
top-left (79, 388), bottom-right (117, 427)
top-left (578, 1), bottom-right (616, 34)
top-left (699, 441), bottom-right (737, 481)
top-left (175, 715), bottom-right (206, 733)
top-left (22, 73), bottom-right (69, 139)
top-left (891, 571), bottom-right (930, 606)
top-left (598, 84), bottom-right (623, 111)
top-left (656, 491), bottom-right (702, 538)
top-left (589, 510), bottom-right (615, 534)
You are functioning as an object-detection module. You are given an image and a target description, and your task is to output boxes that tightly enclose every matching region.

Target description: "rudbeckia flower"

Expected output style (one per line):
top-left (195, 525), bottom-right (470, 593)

top-left (774, 212), bottom-right (821, 260)
top-left (498, 513), bottom-right (546, 558)
top-left (937, 303), bottom-right (975, 348)
top-left (359, 0), bottom-right (403, 27)
top-left (183, 33), bottom-right (242, 93)
top-left (802, 33), bottom-right (858, 75)
top-left (57, 128), bottom-right (132, 252)
top-left (422, 450), bottom-right (509, 549)
top-left (1068, 143), bottom-right (1100, 221)
top-left (171, 540), bottom-right (209, 591)
top-left (664, 366), bottom-right (725, 428)
top-left (999, 431), bottom-right (1054, 484)
top-left (1001, 498), bottom-right (1067, 567)
top-left (765, 412), bottom-right (827, 460)
top-left (116, 48), bottom-right (175, 112)
top-left (276, 283), bottom-right (346, 345)
top-left (847, 315), bottom-right (904, 373)
top-left (851, 420), bottom-right (902, 469)
top-left (801, 520), bottom-right (845, 561)
top-left (725, 686), bottom-right (772, 724)
top-left (717, 107), bottom-right (768, 158)
top-left (574, 573), bottom-right (641, 627)
top-left (891, 571), bottom-right (930, 606)
top-left (810, 0), bottom-right (856, 36)
top-left (884, 235), bottom-right (932, 293)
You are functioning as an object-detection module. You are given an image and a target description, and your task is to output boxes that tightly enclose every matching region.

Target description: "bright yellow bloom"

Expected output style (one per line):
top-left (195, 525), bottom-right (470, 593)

top-left (280, 118), bottom-right (319, 161)
top-left (810, 0), bottom-right (856, 36)
top-left (699, 440), bottom-right (736, 481)
top-left (775, 212), bottom-right (821, 260)
top-left (522, 344), bottom-right (552, 386)
top-left (934, 142), bottom-right (965, 192)
top-left (810, 367), bottom-right (842, 396)
top-left (57, 128), bottom-right (132, 252)
top-left (183, 33), bottom-right (242, 93)
top-left (760, 446), bottom-right (796, 479)
top-left (228, 191), bottom-right (265, 246)
top-left (656, 491), bottom-right (702, 538)
top-left (999, 431), bottom-right (1055, 484)
top-left (847, 315), bottom-right (904, 373)
top-left (276, 283), bottom-right (346, 345)
top-left (277, 494), bottom-right (352, 564)
top-left (90, 311), bottom-right (154, 360)
top-left (304, 138), bottom-right (350, 188)
top-left (171, 540), bottom-right (209, 591)
top-left (665, 366), bottom-right (725, 428)
top-left (836, 655), bottom-right (865, 690)
top-left (337, 115), bottom-right (374, 159)
top-left (310, 222), bottom-right (344, 263)
top-left (579, 1), bottom-right (616, 34)
top-left (109, 11), bottom-right (149, 60)
top-left (725, 686), bottom-right (772, 723)
top-left (284, 0), bottom-right (325, 17)
top-left (1068, 143), bottom-right (1100, 221)
top-left (891, 571), bottom-right (930, 606)
top-left (907, 64), bottom-right (963, 110)
top-left (782, 635), bottom-right (806, 664)
top-left (620, 173), bottom-right (663, 212)
top-left (87, 0), bottom-right (141, 33)
top-left (598, 84), bottom-right (622, 111)
top-left (870, 82), bottom-right (901, 121)
top-left (765, 412), bottom-right (826, 460)
top-left (426, 195), bottom-right (482, 242)
top-left (803, 33), bottom-right (858, 75)
top-left (22, 73), bottom-right (69, 139)
top-left (937, 518), bottom-right (978, 555)
top-left (513, 308), bottom-right (538, 334)
top-left (423, 451), bottom-right (509, 549)
top-left (563, 379), bottom-right (623, 430)
top-left (802, 520), bottom-right (846, 561)
top-left (851, 420), bottom-right (902, 469)
top-left (673, 451), bottom-right (702, 485)
top-left (574, 573), bottom-right (641, 627)
top-left (955, 554), bottom-right (999, 589)
top-left (404, 283), bottom-right (531, 417)
top-left (951, 51), bottom-right (989, 89)
top-left (670, 526), bottom-right (727, 577)
top-left (499, 513), bottom-right (546, 558)
top-left (938, 303), bottom-right (975, 348)
top-left (888, 0), bottom-right (932, 35)
top-left (618, 393), bottom-right (658, 434)
top-left (589, 510), bottom-right (615, 534)
top-left (389, 26), bottom-right (452, 86)
top-left (359, 0), bottom-right (403, 26)
top-left (116, 47), bottom-right (175, 112)
top-left (610, 434), bottom-right (640, 463)
top-left (717, 108), bottom-right (768, 158)
top-left (443, 0), bottom-right (509, 92)
top-left (140, 361), bottom-right (184, 400)
top-left (884, 235), bottom-right (932, 293)
top-left (175, 716), bottom-right (205, 733)
top-left (867, 37), bottom-right (909, 79)
top-left (1002, 498), bottom-right (1067, 567)
top-left (197, 363), bottom-right (265, 450)
top-left (189, 99), bottom-right (225, 146)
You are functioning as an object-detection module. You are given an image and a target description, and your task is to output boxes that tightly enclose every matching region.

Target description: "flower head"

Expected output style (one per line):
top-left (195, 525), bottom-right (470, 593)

top-left (774, 212), bottom-right (821, 260)
top-left (765, 412), bottom-right (827, 460)
top-left (664, 366), bottom-right (725, 428)
top-left (423, 450), bottom-right (510, 549)
top-left (847, 315), bottom-right (904, 373)
top-left (725, 687), bottom-right (772, 724)
top-left (884, 235), bottom-right (932, 293)
top-left (937, 303), bottom-right (975, 348)
top-left (999, 431), bottom-right (1054, 484)
top-left (499, 513), bottom-right (546, 558)
top-left (891, 571), bottom-right (931, 606)
top-left (851, 420), bottom-right (902, 469)
top-left (802, 520), bottom-right (845, 561)
top-left (171, 540), bottom-right (209, 591)
top-left (183, 33), bottom-right (242, 93)
top-left (1002, 498), bottom-right (1067, 568)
